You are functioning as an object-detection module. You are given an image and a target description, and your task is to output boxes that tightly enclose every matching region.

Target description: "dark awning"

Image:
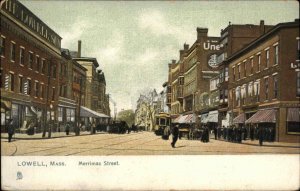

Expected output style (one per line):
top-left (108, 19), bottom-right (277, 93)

top-left (287, 108), bottom-right (300, 122)
top-left (233, 113), bottom-right (245, 124)
top-left (245, 109), bottom-right (276, 124)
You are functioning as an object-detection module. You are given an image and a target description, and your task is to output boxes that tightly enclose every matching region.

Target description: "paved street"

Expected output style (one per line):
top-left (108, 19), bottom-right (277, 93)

top-left (1, 131), bottom-right (300, 156)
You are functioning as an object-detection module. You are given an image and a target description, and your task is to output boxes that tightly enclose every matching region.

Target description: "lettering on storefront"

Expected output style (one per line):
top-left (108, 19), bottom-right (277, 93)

top-left (2, 0), bottom-right (61, 48)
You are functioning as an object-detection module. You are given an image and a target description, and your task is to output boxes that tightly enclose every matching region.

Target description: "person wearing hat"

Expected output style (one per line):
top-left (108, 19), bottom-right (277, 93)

top-left (7, 119), bottom-right (15, 142)
top-left (171, 124), bottom-right (179, 148)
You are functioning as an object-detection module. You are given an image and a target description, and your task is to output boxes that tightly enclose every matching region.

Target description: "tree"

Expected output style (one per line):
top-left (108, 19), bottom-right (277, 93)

top-left (117, 109), bottom-right (135, 127)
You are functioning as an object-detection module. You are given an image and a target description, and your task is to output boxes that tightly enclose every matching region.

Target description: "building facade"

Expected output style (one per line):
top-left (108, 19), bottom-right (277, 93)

top-left (216, 20), bottom-right (274, 127)
top-left (228, 19), bottom-right (300, 143)
top-left (1, 0), bottom-right (62, 133)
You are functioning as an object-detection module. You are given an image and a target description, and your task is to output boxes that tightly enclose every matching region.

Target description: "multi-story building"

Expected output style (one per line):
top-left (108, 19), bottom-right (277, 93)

top-left (60, 48), bottom-right (86, 131)
top-left (216, 20), bottom-right (274, 127)
top-left (228, 19), bottom-right (300, 142)
top-left (158, 81), bottom-right (169, 113)
top-left (71, 41), bottom-right (110, 117)
top-left (1, 0), bottom-right (62, 133)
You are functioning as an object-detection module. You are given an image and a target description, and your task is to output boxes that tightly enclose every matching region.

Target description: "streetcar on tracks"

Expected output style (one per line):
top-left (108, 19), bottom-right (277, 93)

top-left (154, 112), bottom-right (171, 136)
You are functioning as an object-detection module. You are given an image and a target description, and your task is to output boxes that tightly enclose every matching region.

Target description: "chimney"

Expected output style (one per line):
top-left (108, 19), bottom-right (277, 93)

top-left (260, 20), bottom-right (265, 35)
top-left (77, 40), bottom-right (81, 58)
top-left (197, 27), bottom-right (208, 40)
top-left (179, 50), bottom-right (184, 60)
top-left (172, 59), bottom-right (176, 64)
top-left (184, 43), bottom-right (189, 51)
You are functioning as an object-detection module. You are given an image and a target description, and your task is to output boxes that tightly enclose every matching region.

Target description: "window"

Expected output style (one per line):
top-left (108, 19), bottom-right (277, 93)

top-left (258, 54), bottom-right (261, 72)
top-left (52, 64), bottom-right (57, 78)
top-left (232, 67), bottom-right (235, 81)
top-left (34, 81), bottom-right (39, 97)
top-left (27, 79), bottom-right (31, 95)
top-left (0, 36), bottom-right (5, 57)
top-left (36, 56), bottom-right (40, 72)
top-left (238, 65), bottom-right (241, 79)
top-left (250, 58), bottom-right (254, 74)
top-left (266, 49), bottom-right (270, 68)
top-left (254, 81), bottom-right (260, 102)
top-left (41, 59), bottom-right (46, 74)
top-left (297, 72), bottom-right (300, 97)
top-left (297, 38), bottom-right (300, 60)
top-left (40, 84), bottom-right (44, 99)
top-left (243, 61), bottom-right (247, 77)
top-left (225, 67), bottom-right (228, 81)
top-left (265, 77), bottom-right (269, 100)
top-left (0, 69), bottom-right (2, 88)
top-left (29, 52), bottom-right (33, 69)
top-left (273, 75), bottom-right (278, 99)
top-left (18, 76), bottom-right (23, 93)
top-left (5, 73), bottom-right (14, 91)
top-left (179, 76), bottom-right (184, 85)
top-left (52, 87), bottom-right (55, 100)
top-left (19, 47), bottom-right (25, 65)
top-left (10, 42), bottom-right (16, 62)
top-left (274, 45), bottom-right (279, 65)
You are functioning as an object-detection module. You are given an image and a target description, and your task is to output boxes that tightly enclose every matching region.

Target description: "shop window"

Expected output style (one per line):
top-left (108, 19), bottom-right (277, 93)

top-left (19, 47), bottom-right (25, 65)
top-left (0, 36), bottom-right (5, 57)
top-left (10, 42), bottom-right (16, 62)
top-left (287, 122), bottom-right (300, 134)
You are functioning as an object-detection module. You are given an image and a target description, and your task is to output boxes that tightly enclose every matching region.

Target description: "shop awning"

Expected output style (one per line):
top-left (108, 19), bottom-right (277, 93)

top-left (287, 108), bottom-right (300, 122)
top-left (80, 106), bottom-right (110, 118)
top-left (200, 113), bottom-right (209, 124)
top-left (233, 113), bottom-right (245, 124)
top-left (173, 114), bottom-right (195, 124)
top-left (206, 111), bottom-right (218, 123)
top-left (245, 109), bottom-right (276, 124)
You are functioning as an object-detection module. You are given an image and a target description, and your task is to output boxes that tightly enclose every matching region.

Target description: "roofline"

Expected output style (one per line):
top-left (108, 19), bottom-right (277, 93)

top-left (72, 57), bottom-right (99, 67)
top-left (226, 19), bottom-right (299, 63)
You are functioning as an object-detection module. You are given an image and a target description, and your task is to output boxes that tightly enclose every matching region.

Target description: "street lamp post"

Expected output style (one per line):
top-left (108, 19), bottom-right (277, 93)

top-left (48, 104), bottom-right (53, 138)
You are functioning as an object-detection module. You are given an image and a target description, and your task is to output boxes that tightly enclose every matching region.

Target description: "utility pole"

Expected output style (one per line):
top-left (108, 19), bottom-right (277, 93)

top-left (43, 59), bottom-right (51, 138)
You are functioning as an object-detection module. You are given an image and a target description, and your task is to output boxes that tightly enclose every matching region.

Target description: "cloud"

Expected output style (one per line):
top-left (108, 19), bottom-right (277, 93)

top-left (138, 10), bottom-right (195, 45)
top-left (60, 17), bottom-right (93, 48)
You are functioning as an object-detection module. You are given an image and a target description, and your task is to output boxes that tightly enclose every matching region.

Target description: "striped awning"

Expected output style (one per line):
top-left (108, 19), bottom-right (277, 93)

top-left (245, 109), bottom-right (276, 124)
top-left (206, 111), bottom-right (218, 123)
top-left (173, 114), bottom-right (195, 124)
top-left (287, 108), bottom-right (300, 122)
top-left (233, 113), bottom-right (245, 124)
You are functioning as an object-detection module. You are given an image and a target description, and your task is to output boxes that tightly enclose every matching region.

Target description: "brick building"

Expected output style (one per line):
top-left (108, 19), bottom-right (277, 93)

top-left (228, 19), bottom-right (300, 142)
top-left (216, 20), bottom-right (274, 127)
top-left (1, 0), bottom-right (62, 133)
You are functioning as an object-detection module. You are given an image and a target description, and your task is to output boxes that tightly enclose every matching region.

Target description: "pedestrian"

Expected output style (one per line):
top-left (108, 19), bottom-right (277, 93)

top-left (250, 126), bottom-right (254, 141)
top-left (7, 119), bottom-right (15, 142)
top-left (213, 126), bottom-right (217, 140)
top-left (258, 126), bottom-right (264, 146)
top-left (91, 121), bottom-right (96, 134)
top-left (65, 122), bottom-right (70, 135)
top-left (171, 125), bottom-right (179, 148)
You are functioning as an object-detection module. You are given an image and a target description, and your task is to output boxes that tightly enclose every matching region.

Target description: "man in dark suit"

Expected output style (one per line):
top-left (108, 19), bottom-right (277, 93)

top-left (171, 125), bottom-right (179, 148)
top-left (7, 119), bottom-right (15, 142)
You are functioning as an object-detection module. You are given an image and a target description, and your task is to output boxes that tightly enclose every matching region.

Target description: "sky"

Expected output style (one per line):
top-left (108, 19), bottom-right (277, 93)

top-left (20, 0), bottom-right (299, 115)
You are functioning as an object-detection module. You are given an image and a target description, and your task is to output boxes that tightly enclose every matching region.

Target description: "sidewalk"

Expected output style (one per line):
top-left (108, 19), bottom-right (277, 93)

top-left (1, 131), bottom-right (100, 140)
top-left (216, 138), bottom-right (300, 148)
